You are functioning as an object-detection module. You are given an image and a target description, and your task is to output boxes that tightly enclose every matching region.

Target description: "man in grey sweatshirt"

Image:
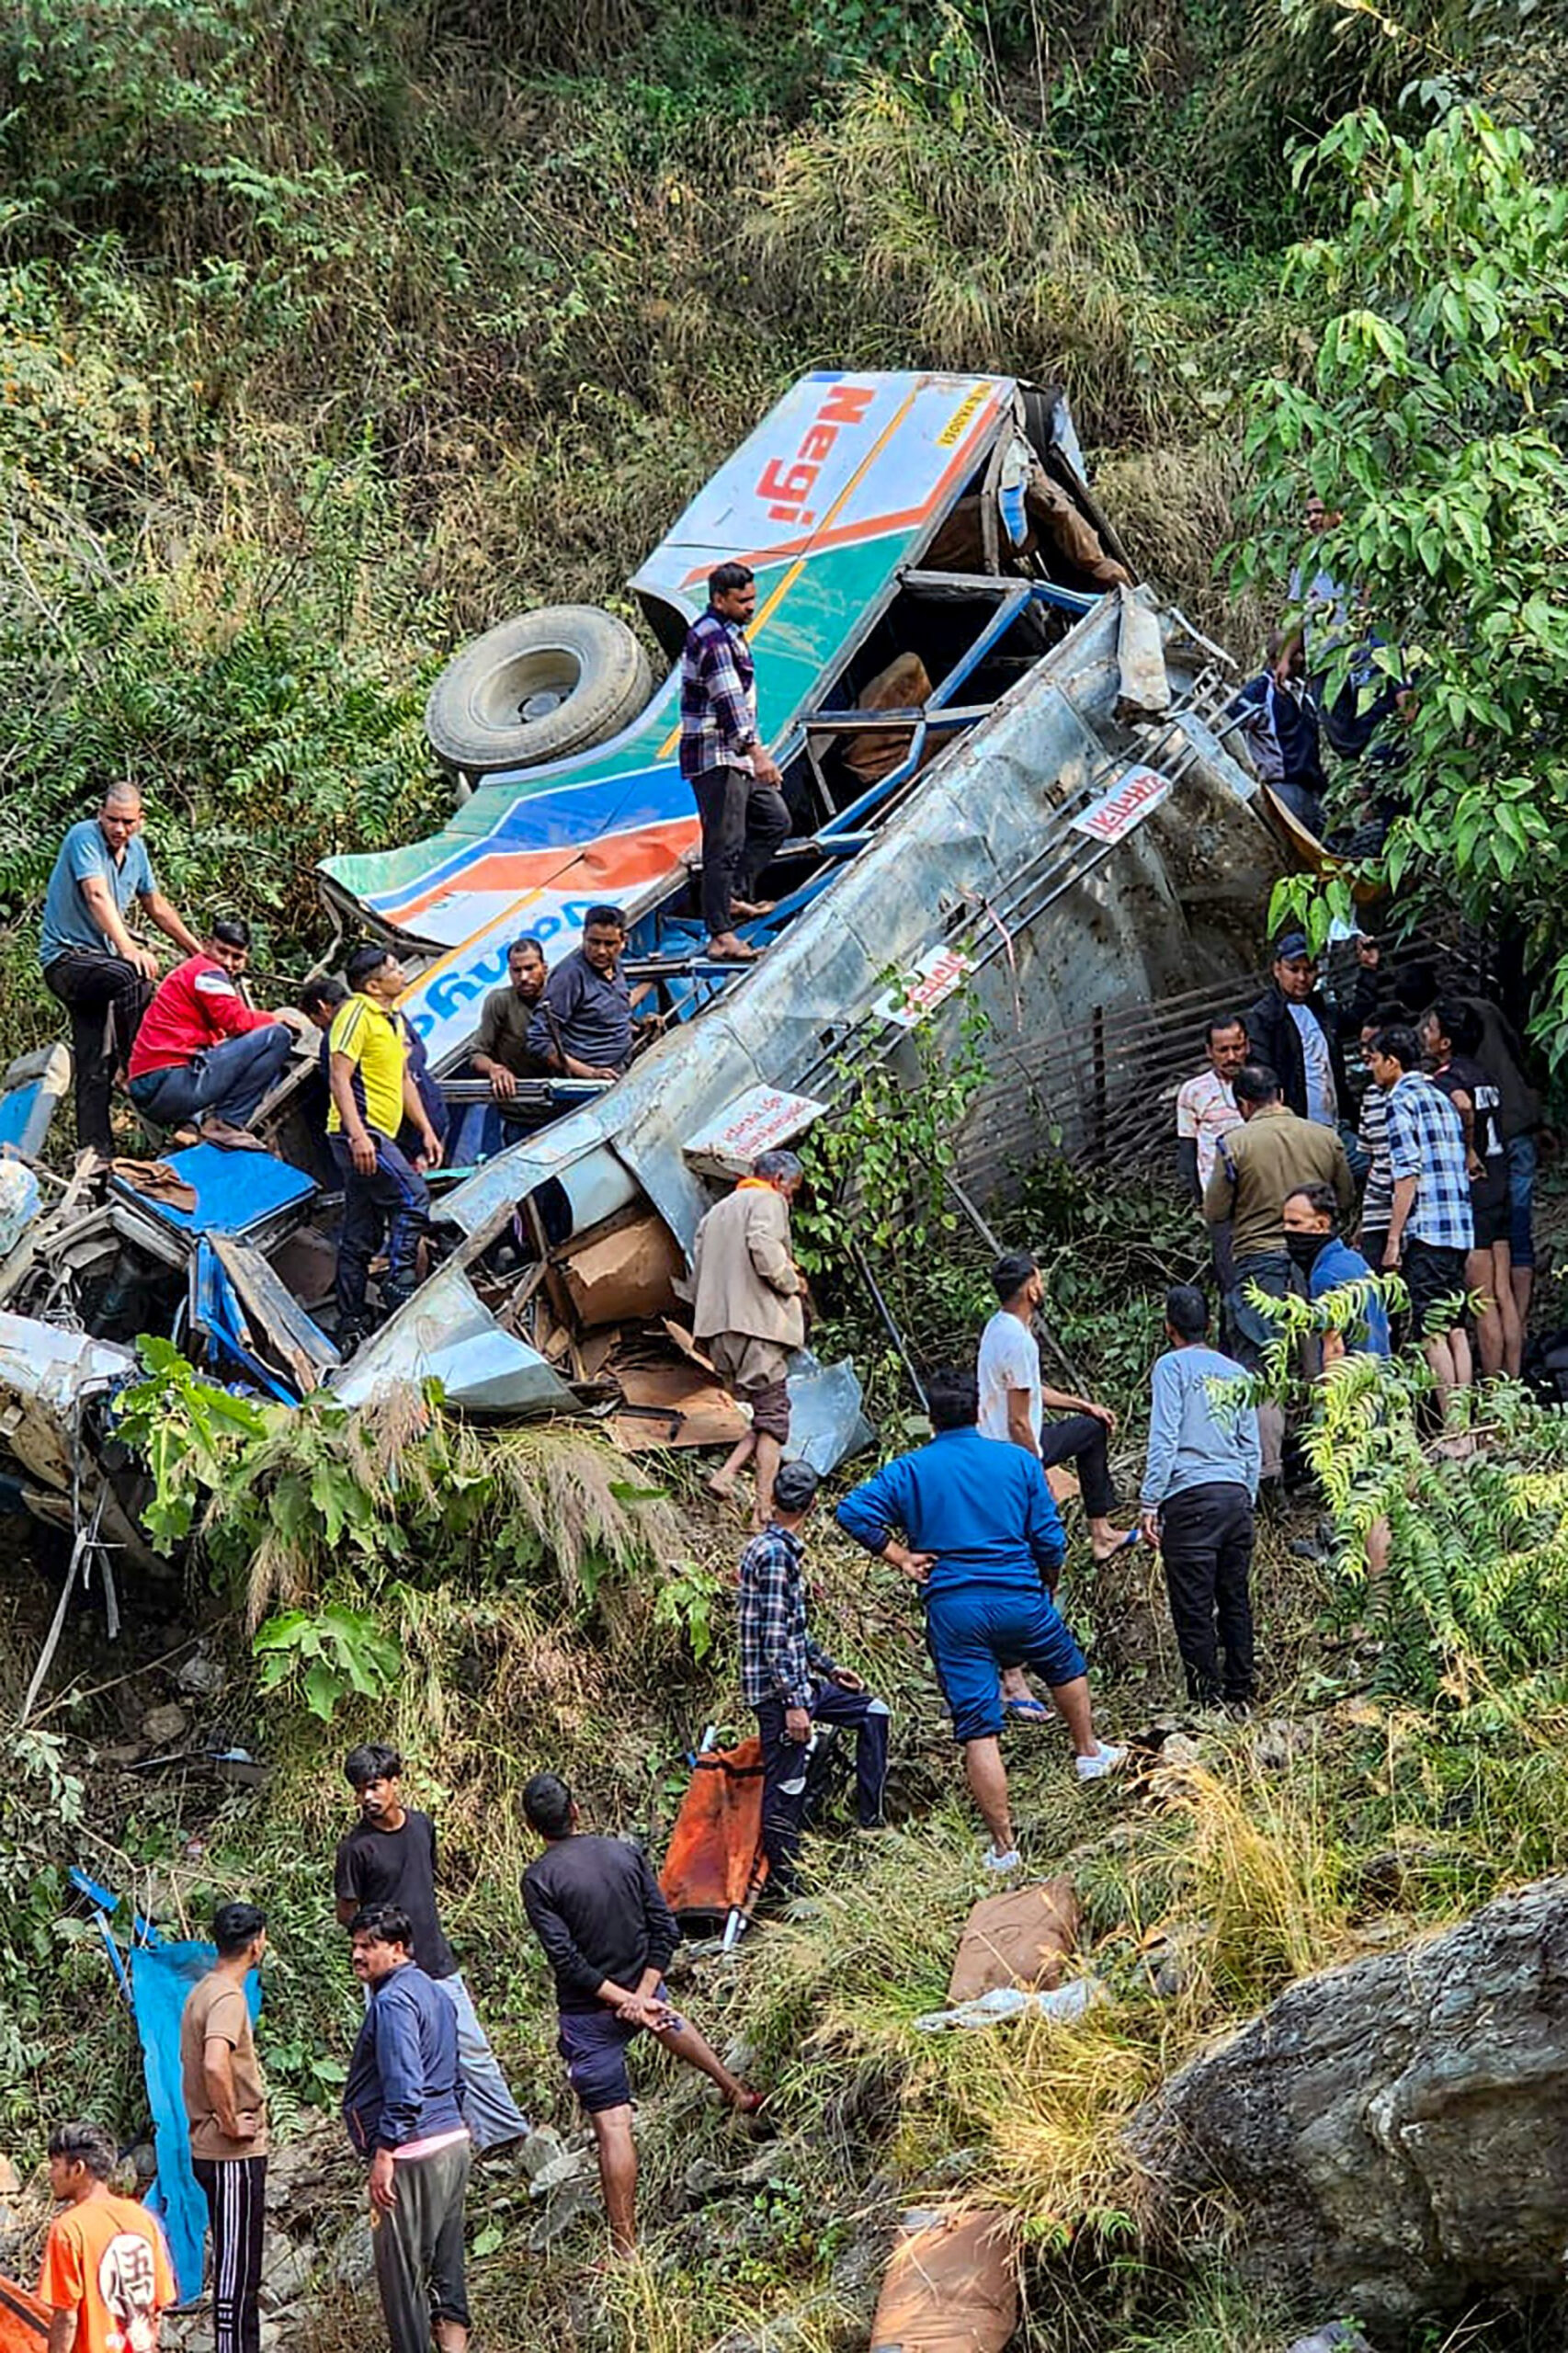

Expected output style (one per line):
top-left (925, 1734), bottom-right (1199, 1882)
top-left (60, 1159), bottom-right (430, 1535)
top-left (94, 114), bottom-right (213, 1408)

top-left (1140, 1284), bottom-right (1261, 1711)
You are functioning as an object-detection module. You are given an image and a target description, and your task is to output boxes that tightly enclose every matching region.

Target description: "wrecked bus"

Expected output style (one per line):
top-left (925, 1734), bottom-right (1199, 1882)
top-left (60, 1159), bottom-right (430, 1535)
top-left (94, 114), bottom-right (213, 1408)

top-left (0, 370), bottom-right (1288, 1558)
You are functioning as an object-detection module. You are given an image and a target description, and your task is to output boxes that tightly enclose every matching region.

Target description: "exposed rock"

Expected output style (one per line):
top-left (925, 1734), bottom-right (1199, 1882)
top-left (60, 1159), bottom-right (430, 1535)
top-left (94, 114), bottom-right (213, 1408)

top-left (258, 2235), bottom-right (314, 2311)
top-left (1156, 1733), bottom-right (1203, 1768)
top-left (0, 2157), bottom-right (18, 2198)
top-left (517, 2124), bottom-right (569, 2184)
top-left (1288, 2329), bottom-right (1372, 2353)
top-left (141, 1702), bottom-right (188, 1746)
top-left (526, 2145), bottom-right (594, 2200)
top-left (1129, 1874), bottom-right (1568, 2325)
top-left (327, 2212), bottom-right (375, 2289)
top-left (1251, 1717), bottom-right (1311, 1771)
top-left (1139, 1920), bottom-right (1208, 1999)
top-left (527, 2173), bottom-right (603, 2252)
top-left (176, 1649), bottom-right (227, 1699)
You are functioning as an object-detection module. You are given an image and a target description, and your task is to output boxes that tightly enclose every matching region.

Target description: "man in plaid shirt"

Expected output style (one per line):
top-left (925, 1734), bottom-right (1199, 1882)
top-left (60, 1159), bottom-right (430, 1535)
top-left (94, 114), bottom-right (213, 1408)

top-left (737, 1460), bottom-right (890, 1888)
top-left (1369, 1021), bottom-right (1474, 1415)
top-left (680, 561), bottom-right (790, 964)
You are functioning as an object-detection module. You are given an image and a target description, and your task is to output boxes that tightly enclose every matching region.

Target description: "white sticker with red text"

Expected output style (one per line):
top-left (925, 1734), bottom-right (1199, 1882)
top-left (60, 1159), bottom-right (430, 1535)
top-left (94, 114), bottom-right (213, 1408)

top-left (873, 945), bottom-right (976, 1030)
top-left (1071, 765), bottom-right (1176, 846)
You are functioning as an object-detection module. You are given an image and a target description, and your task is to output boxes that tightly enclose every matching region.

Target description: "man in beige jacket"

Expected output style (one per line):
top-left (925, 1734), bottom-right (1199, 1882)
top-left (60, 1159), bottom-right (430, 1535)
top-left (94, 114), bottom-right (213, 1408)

top-left (691, 1148), bottom-right (807, 1528)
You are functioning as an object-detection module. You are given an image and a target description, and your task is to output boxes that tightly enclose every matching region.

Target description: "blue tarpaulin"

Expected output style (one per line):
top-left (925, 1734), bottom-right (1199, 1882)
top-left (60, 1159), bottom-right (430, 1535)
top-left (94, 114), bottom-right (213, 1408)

top-left (129, 1940), bottom-right (261, 2303)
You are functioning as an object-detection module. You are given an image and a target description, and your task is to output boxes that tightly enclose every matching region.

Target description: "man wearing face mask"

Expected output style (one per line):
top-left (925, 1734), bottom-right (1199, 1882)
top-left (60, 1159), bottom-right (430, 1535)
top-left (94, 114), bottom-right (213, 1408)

top-left (1281, 1184), bottom-right (1391, 1361)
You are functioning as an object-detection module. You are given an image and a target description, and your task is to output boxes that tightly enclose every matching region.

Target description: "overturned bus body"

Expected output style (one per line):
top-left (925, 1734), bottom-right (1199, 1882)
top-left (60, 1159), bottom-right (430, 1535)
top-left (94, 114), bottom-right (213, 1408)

top-left (0, 371), bottom-right (1288, 1552)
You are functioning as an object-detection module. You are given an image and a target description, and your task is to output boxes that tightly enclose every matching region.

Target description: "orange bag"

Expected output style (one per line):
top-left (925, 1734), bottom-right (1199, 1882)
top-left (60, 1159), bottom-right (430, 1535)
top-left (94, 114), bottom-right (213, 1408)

top-left (946, 1877), bottom-right (1081, 2005)
top-left (0, 2273), bottom-right (48, 2347)
top-left (659, 1737), bottom-right (768, 1929)
top-left (870, 2208), bottom-right (1017, 2353)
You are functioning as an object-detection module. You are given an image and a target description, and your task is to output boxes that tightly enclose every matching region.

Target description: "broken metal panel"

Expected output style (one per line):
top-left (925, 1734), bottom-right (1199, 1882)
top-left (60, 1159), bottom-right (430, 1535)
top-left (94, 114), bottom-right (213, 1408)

top-left (0, 1042), bottom-right (71, 1160)
top-left (110, 1144), bottom-right (318, 1247)
top-left (433, 1104), bottom-right (640, 1244)
top-left (330, 1261), bottom-right (576, 1415)
top-left (206, 1235), bottom-right (340, 1393)
top-left (0, 1314), bottom-right (136, 1495)
top-left (1167, 706), bottom-right (1259, 806)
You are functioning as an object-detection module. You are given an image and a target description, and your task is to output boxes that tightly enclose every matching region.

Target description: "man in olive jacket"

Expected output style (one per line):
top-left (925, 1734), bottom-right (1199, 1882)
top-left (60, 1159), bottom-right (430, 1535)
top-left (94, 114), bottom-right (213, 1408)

top-left (690, 1148), bottom-right (807, 1528)
top-left (1203, 1061), bottom-right (1353, 1484)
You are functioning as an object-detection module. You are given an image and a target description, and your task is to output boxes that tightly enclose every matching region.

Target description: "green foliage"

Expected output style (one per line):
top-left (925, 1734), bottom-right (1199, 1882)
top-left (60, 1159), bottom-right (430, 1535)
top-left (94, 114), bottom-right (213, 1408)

top-left (1244, 1279), bottom-right (1568, 1715)
top-left (794, 985), bottom-right (991, 1275)
top-left (255, 1599), bottom-right (402, 1722)
top-left (1229, 105), bottom-right (1568, 1053)
top-left (114, 1343), bottom-right (708, 1662)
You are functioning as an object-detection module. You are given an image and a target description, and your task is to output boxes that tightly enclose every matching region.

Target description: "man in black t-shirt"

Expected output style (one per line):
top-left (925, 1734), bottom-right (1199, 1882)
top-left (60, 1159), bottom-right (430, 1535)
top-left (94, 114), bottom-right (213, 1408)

top-left (334, 1742), bottom-right (529, 2154)
top-left (1423, 999), bottom-right (1522, 1381)
top-left (520, 1771), bottom-right (762, 2256)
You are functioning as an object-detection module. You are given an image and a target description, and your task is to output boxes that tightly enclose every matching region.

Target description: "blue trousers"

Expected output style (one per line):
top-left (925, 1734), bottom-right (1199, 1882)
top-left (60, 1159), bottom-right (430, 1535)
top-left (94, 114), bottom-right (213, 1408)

top-left (129, 1024), bottom-right (293, 1131)
top-left (329, 1131), bottom-right (430, 1325)
top-left (756, 1680), bottom-right (890, 1884)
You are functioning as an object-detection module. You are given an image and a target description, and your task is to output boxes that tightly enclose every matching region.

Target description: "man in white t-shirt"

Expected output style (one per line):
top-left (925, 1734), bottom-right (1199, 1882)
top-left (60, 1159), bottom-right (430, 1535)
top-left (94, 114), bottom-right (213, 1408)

top-left (1176, 1013), bottom-right (1248, 1296)
top-left (978, 1253), bottom-right (1136, 1720)
top-left (1175, 1015), bottom-right (1247, 1199)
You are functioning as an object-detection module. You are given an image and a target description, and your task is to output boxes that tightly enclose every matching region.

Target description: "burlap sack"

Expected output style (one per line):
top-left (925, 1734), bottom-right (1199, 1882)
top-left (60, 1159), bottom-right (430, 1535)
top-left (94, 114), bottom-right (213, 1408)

top-left (869, 2207), bottom-right (1017, 2353)
top-left (946, 1876), bottom-right (1081, 2006)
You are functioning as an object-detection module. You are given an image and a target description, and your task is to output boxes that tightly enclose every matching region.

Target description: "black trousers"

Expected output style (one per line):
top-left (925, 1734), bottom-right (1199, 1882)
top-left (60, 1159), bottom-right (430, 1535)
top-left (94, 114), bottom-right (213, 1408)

top-left (1038, 1414), bottom-right (1116, 1522)
top-left (194, 2154), bottom-right (267, 2353)
top-left (691, 764), bottom-right (790, 938)
top-left (1159, 1480), bottom-right (1256, 1703)
top-left (328, 1131), bottom-right (431, 1330)
top-left (756, 1681), bottom-right (890, 1886)
top-left (43, 949), bottom-right (153, 1157)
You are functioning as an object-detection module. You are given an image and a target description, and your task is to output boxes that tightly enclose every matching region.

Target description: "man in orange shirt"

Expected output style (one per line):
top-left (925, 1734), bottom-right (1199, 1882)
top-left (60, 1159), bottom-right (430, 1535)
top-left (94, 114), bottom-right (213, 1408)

top-left (39, 2119), bottom-right (175, 2353)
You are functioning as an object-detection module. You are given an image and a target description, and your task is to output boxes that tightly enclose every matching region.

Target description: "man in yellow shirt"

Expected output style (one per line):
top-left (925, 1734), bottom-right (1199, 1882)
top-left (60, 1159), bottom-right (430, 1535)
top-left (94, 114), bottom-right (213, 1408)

top-left (328, 945), bottom-right (443, 1356)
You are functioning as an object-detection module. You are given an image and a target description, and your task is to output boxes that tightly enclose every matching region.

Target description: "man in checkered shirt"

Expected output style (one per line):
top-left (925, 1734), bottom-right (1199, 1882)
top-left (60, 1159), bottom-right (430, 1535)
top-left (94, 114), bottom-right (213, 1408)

top-left (679, 561), bottom-right (790, 964)
top-left (1369, 1021), bottom-right (1474, 1415)
top-left (737, 1460), bottom-right (890, 1889)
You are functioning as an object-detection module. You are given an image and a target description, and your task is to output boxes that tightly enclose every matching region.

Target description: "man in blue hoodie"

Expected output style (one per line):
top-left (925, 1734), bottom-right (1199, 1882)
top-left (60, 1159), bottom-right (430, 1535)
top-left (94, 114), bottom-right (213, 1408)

top-left (836, 1366), bottom-right (1124, 1874)
top-left (342, 1904), bottom-right (471, 2353)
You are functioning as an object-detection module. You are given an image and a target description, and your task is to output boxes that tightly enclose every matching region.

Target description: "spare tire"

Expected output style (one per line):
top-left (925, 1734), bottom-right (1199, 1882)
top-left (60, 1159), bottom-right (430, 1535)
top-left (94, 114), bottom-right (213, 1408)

top-left (426, 605), bottom-right (653, 776)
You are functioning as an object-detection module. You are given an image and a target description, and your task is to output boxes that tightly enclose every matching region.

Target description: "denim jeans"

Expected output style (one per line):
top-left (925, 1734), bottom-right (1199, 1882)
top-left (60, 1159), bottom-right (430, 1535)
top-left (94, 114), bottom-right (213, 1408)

top-left (1506, 1131), bottom-right (1538, 1269)
top-left (128, 1024), bottom-right (293, 1131)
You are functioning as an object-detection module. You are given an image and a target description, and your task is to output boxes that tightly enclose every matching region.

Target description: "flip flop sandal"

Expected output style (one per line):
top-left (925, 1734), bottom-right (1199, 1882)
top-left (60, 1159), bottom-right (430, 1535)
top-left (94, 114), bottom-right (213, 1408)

top-left (1003, 1696), bottom-right (1051, 1722)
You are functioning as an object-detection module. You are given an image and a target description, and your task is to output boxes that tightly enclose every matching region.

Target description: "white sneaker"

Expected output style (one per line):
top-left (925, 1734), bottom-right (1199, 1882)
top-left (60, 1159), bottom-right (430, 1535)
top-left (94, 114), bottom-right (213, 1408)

top-left (983, 1844), bottom-right (1022, 1873)
top-left (1074, 1741), bottom-right (1127, 1783)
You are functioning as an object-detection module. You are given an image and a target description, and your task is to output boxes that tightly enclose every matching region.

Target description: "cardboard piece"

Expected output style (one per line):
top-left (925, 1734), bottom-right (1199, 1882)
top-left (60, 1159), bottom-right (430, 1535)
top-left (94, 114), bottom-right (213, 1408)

top-left (947, 1877), bottom-right (1082, 2006)
top-left (610, 1358), bottom-right (748, 1449)
top-left (870, 2208), bottom-right (1017, 2353)
top-left (557, 1211), bottom-right (685, 1329)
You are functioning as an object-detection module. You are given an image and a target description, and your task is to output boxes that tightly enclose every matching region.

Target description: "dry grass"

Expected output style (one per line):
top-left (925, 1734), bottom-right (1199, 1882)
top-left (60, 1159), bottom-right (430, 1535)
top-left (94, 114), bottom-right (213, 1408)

top-left (751, 74), bottom-right (1196, 450)
top-left (1093, 444), bottom-right (1270, 648)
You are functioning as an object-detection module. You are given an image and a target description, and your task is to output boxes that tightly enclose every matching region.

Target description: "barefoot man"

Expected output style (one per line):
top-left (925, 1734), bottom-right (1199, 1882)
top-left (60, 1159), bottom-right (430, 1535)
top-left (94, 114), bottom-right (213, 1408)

top-left (690, 1149), bottom-right (807, 1529)
top-left (522, 1774), bottom-right (762, 2257)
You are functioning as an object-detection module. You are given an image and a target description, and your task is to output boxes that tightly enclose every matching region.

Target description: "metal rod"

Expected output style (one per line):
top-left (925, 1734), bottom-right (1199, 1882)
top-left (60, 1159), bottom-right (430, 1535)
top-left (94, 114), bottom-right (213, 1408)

top-left (846, 1236), bottom-right (928, 1413)
top-left (941, 1171), bottom-right (1084, 1390)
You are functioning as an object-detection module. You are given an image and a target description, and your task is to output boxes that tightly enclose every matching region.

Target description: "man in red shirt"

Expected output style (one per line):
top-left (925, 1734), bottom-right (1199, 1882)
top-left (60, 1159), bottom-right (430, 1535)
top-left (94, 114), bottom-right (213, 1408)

top-left (127, 916), bottom-right (310, 1150)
